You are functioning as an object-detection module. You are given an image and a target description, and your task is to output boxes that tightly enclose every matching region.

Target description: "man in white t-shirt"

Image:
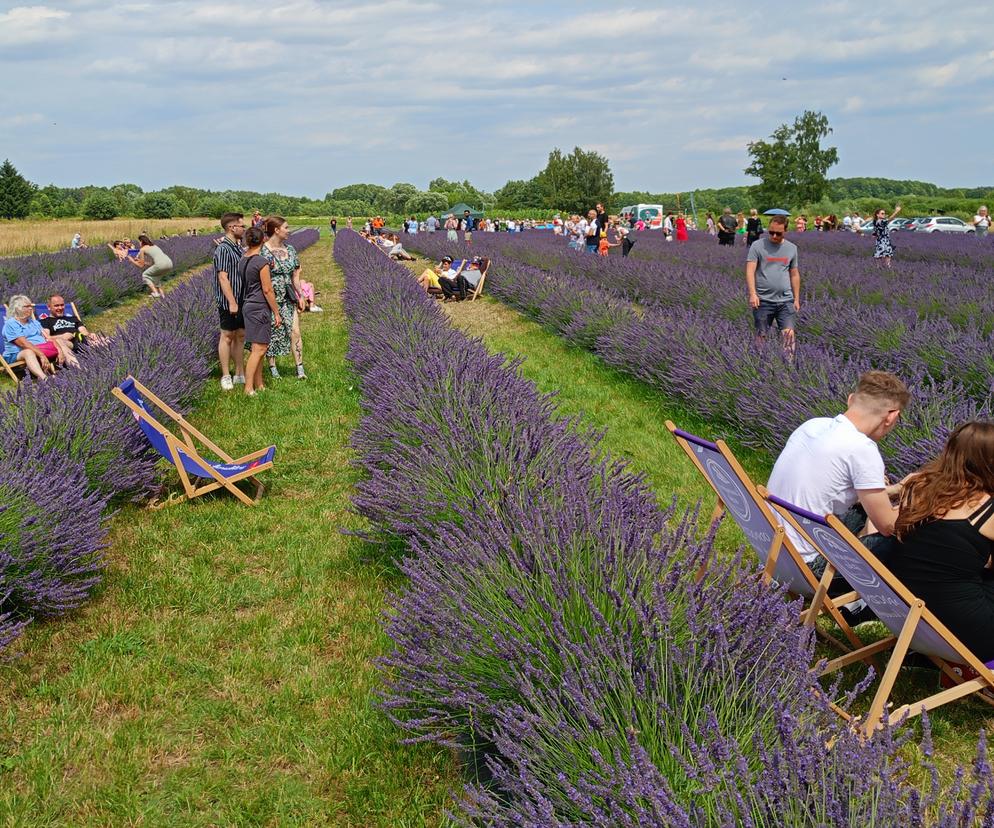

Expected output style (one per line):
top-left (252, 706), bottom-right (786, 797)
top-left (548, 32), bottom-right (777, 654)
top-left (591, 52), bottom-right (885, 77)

top-left (767, 370), bottom-right (911, 620)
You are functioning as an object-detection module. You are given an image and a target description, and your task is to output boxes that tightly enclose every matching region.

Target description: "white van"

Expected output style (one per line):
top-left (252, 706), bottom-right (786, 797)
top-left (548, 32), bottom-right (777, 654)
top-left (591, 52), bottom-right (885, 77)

top-left (618, 204), bottom-right (664, 230)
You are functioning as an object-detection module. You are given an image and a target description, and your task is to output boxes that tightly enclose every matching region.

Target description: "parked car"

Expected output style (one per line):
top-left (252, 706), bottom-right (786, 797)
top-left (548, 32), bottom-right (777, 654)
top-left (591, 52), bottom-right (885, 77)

top-left (856, 218), bottom-right (905, 234)
top-left (914, 216), bottom-right (975, 233)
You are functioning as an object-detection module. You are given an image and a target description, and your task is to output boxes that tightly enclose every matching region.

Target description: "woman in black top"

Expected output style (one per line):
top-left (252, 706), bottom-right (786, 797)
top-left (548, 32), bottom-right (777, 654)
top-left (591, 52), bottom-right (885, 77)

top-left (891, 421), bottom-right (994, 661)
top-left (238, 226), bottom-right (281, 396)
top-left (745, 209), bottom-right (763, 247)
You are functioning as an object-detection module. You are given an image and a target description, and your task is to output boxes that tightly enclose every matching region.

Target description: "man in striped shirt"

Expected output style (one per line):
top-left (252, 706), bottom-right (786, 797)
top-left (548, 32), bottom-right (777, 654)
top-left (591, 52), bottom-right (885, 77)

top-left (214, 212), bottom-right (246, 390)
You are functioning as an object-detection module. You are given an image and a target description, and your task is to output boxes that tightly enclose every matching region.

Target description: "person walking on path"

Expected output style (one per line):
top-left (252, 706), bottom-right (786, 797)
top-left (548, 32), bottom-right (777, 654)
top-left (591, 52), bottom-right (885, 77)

top-left (745, 208), bottom-right (763, 247)
top-left (127, 234), bottom-right (171, 297)
top-left (214, 212), bottom-right (246, 391)
top-left (972, 206), bottom-right (991, 237)
top-left (329, 217), bottom-right (337, 236)
top-left (675, 212), bottom-right (688, 242)
top-left (262, 216), bottom-right (307, 380)
top-left (872, 204), bottom-right (901, 268)
top-left (238, 226), bottom-right (281, 396)
top-left (717, 208), bottom-right (737, 246)
top-left (745, 215), bottom-right (800, 355)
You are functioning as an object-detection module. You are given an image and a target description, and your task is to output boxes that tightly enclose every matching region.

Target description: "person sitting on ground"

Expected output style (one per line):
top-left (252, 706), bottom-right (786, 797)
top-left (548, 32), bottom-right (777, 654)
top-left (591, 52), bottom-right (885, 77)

top-left (3, 294), bottom-right (79, 378)
top-left (384, 233), bottom-right (415, 261)
top-left (39, 294), bottom-right (108, 349)
top-left (890, 421), bottom-right (994, 662)
top-left (766, 370), bottom-right (911, 623)
top-left (126, 234), bottom-right (172, 297)
top-left (298, 280), bottom-right (322, 312)
top-left (70, 233), bottom-right (87, 250)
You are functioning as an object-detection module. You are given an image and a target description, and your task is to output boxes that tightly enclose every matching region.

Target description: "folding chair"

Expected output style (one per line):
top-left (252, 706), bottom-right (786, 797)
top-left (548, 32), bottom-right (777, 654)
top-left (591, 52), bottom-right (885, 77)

top-left (112, 376), bottom-right (276, 506)
top-left (468, 258), bottom-right (489, 301)
top-left (761, 488), bottom-right (994, 735)
top-left (665, 421), bottom-right (866, 655)
top-left (0, 305), bottom-right (27, 382)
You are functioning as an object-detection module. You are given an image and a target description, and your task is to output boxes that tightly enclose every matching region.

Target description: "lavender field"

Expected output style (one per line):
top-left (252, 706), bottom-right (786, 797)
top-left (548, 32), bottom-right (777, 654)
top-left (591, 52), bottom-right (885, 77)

top-left (336, 229), bottom-right (994, 824)
top-left (408, 230), bottom-right (994, 475)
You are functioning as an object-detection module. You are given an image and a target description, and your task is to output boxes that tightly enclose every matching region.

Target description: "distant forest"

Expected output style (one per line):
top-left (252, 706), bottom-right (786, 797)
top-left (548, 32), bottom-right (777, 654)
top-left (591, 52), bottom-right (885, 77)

top-left (13, 176), bottom-right (994, 221)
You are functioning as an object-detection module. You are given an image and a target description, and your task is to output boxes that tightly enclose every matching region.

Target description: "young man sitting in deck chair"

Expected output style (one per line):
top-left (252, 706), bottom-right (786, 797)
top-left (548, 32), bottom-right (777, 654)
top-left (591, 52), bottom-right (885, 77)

top-left (766, 370), bottom-right (911, 625)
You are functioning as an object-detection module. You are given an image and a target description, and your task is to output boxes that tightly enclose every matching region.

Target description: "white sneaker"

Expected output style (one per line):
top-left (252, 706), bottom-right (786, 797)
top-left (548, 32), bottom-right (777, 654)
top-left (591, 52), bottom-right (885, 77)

top-left (232, 375), bottom-right (246, 385)
top-left (309, 305), bottom-right (323, 312)
top-left (220, 375), bottom-right (234, 391)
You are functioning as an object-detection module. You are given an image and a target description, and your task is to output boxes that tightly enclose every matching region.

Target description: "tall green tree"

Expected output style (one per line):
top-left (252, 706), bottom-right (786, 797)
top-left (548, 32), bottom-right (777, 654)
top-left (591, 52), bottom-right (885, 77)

top-left (0, 159), bottom-right (35, 219)
top-left (81, 191), bottom-right (119, 220)
top-left (535, 147), bottom-right (614, 214)
top-left (745, 111), bottom-right (839, 208)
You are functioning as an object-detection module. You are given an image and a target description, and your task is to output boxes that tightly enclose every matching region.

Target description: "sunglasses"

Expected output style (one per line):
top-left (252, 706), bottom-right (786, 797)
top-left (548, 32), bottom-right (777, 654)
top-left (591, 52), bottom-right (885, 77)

top-left (768, 230), bottom-right (784, 238)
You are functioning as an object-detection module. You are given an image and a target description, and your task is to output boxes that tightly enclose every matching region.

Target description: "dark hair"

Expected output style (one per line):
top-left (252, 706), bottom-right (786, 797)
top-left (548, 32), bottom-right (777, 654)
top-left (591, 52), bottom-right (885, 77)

top-left (244, 226), bottom-right (265, 247)
top-left (896, 421), bottom-right (994, 539)
top-left (265, 215), bottom-right (287, 237)
top-left (768, 216), bottom-right (788, 229)
top-left (138, 234), bottom-right (153, 247)
top-left (220, 212), bottom-right (243, 231)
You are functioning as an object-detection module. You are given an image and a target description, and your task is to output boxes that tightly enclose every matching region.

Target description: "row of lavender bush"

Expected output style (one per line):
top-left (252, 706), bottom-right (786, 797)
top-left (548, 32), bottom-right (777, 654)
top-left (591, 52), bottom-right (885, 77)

top-left (335, 229), bottom-right (993, 826)
top-left (0, 234), bottom-right (222, 316)
top-left (0, 229), bottom-right (320, 657)
top-left (407, 232), bottom-right (990, 476)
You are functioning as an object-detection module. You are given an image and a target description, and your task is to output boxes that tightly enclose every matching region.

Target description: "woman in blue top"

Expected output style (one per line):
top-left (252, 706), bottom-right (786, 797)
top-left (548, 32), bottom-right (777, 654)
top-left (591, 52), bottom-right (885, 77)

top-left (3, 294), bottom-right (78, 379)
top-left (872, 204), bottom-right (901, 268)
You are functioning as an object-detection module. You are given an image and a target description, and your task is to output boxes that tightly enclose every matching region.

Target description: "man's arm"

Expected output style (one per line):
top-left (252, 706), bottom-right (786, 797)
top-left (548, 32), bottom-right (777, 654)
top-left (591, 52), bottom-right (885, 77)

top-left (217, 271), bottom-right (237, 312)
top-left (745, 260), bottom-right (760, 308)
top-left (790, 266), bottom-right (801, 311)
top-left (857, 489), bottom-right (898, 536)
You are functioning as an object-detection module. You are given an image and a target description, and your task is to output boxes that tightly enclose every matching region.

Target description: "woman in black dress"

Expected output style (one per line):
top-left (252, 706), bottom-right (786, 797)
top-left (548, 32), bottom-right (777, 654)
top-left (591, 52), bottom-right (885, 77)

top-left (891, 421), bottom-right (994, 661)
top-left (745, 209), bottom-right (763, 247)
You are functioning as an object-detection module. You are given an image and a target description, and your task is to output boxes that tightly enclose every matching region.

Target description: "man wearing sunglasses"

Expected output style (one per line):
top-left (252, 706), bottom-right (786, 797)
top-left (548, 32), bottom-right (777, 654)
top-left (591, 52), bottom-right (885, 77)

top-left (745, 215), bottom-right (800, 353)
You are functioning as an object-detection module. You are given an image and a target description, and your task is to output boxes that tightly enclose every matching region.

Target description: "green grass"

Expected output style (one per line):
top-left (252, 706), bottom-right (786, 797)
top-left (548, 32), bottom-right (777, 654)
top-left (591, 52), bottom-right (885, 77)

top-left (0, 239), bottom-right (455, 827)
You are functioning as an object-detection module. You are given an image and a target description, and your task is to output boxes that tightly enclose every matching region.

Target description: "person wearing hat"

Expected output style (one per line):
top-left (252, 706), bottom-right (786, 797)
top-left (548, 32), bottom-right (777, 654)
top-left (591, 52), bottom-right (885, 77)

top-left (439, 256), bottom-right (486, 301)
top-left (417, 255), bottom-right (457, 294)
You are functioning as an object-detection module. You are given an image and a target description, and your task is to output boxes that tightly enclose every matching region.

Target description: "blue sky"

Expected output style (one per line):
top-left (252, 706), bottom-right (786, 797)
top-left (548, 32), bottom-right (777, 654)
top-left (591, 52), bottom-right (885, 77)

top-left (2, 1), bottom-right (993, 197)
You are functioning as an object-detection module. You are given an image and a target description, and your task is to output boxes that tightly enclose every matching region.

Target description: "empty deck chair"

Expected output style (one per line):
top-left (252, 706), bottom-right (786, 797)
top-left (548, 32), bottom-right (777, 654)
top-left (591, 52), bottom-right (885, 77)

top-left (112, 376), bottom-right (275, 506)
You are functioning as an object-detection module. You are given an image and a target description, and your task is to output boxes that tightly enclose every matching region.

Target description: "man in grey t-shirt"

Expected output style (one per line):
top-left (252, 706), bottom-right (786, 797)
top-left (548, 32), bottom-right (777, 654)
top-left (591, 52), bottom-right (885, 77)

top-left (745, 215), bottom-right (800, 353)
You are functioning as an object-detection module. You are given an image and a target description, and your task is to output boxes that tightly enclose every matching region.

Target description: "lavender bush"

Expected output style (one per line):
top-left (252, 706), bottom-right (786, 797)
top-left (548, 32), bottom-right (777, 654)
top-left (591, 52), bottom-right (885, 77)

top-left (335, 229), bottom-right (994, 825)
top-left (0, 229), bottom-right (319, 655)
top-left (0, 234), bottom-right (221, 315)
top-left (407, 231), bottom-right (992, 476)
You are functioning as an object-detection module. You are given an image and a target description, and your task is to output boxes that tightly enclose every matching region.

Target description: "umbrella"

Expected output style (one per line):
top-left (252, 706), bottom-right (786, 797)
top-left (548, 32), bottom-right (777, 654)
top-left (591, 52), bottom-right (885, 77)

top-left (763, 208), bottom-right (790, 216)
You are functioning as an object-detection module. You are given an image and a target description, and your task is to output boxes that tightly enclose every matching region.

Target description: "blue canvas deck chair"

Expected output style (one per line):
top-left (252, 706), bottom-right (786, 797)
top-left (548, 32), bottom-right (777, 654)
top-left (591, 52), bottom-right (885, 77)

top-left (665, 421), bottom-right (866, 655)
top-left (761, 488), bottom-right (994, 735)
top-left (112, 376), bottom-right (275, 506)
top-left (0, 305), bottom-right (27, 382)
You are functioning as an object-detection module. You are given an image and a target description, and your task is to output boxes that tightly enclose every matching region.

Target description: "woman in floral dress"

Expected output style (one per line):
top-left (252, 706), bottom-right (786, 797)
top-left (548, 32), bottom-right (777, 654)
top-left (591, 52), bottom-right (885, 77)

top-left (872, 204), bottom-right (901, 268)
top-left (262, 216), bottom-right (307, 379)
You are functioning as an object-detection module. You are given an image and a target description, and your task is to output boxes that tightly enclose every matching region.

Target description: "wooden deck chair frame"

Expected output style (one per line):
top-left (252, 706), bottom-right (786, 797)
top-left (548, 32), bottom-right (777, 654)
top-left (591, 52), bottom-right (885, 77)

top-left (112, 376), bottom-right (274, 507)
top-left (760, 488), bottom-right (994, 735)
top-left (468, 258), bottom-right (489, 301)
top-left (665, 420), bottom-right (867, 657)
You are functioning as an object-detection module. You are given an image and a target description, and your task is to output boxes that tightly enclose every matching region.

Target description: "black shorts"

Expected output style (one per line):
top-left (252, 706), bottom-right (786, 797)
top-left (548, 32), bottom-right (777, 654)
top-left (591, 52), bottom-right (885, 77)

top-left (218, 306), bottom-right (244, 331)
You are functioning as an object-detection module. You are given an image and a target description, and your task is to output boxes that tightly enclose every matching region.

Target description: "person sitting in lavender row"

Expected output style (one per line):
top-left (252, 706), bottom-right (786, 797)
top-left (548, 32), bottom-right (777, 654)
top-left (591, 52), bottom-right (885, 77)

top-left (40, 294), bottom-right (108, 349)
top-left (3, 294), bottom-right (78, 379)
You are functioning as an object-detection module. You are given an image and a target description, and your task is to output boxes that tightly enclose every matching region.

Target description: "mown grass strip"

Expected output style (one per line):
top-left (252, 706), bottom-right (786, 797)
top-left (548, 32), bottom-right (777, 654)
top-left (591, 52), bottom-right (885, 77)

top-left (0, 237), bottom-right (454, 827)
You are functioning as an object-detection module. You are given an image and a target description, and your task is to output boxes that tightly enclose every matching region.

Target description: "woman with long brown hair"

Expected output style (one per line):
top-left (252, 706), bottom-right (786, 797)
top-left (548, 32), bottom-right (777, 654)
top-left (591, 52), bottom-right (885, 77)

top-left (891, 421), bottom-right (994, 661)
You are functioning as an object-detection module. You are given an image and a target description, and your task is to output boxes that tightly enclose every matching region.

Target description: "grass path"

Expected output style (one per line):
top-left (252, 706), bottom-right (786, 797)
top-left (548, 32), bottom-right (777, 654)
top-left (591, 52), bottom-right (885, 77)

top-left (0, 237), bottom-right (455, 827)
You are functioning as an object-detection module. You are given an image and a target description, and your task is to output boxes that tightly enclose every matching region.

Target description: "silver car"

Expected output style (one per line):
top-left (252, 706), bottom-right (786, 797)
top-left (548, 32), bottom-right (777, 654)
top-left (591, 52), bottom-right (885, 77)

top-left (914, 216), bottom-right (975, 233)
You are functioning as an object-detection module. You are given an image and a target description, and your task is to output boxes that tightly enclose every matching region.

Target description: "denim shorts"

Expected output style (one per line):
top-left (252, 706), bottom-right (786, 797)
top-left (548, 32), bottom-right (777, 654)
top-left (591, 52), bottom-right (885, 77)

top-left (753, 300), bottom-right (796, 334)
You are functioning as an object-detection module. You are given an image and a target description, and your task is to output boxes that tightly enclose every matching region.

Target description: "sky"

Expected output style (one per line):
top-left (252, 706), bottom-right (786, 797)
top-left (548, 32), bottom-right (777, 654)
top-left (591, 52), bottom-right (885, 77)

top-left (2, 1), bottom-right (993, 198)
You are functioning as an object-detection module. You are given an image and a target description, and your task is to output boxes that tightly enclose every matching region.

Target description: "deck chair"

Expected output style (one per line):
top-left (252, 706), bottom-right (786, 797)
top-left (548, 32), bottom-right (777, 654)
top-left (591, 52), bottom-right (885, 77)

top-left (665, 421), bottom-right (866, 655)
top-left (0, 305), bottom-right (27, 382)
top-left (761, 488), bottom-right (994, 735)
top-left (34, 301), bottom-right (81, 321)
top-left (468, 258), bottom-right (489, 301)
top-left (112, 376), bottom-right (275, 506)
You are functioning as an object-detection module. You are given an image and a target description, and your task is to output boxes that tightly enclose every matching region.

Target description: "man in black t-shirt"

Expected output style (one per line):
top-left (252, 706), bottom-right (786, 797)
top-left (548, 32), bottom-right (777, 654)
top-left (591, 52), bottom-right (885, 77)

top-left (39, 294), bottom-right (107, 348)
top-left (717, 207), bottom-right (738, 246)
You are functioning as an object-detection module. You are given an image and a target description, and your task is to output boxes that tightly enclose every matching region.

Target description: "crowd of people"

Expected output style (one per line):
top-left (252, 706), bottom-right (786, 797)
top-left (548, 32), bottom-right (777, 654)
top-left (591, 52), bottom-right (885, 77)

top-left (214, 212), bottom-right (319, 396)
top-left (767, 369), bottom-right (994, 668)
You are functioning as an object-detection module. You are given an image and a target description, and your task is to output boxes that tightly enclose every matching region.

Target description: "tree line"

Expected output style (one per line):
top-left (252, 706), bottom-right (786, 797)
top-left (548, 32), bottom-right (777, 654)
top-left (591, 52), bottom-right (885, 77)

top-left (1, 112), bottom-right (990, 222)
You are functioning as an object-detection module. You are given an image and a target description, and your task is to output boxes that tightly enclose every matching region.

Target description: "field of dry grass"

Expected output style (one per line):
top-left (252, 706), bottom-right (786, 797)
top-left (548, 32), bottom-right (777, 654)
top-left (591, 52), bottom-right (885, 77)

top-left (0, 218), bottom-right (219, 257)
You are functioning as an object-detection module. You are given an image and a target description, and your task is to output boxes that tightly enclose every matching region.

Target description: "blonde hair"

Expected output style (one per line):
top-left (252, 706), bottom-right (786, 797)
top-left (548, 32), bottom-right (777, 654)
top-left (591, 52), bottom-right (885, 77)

top-left (8, 295), bottom-right (32, 316)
